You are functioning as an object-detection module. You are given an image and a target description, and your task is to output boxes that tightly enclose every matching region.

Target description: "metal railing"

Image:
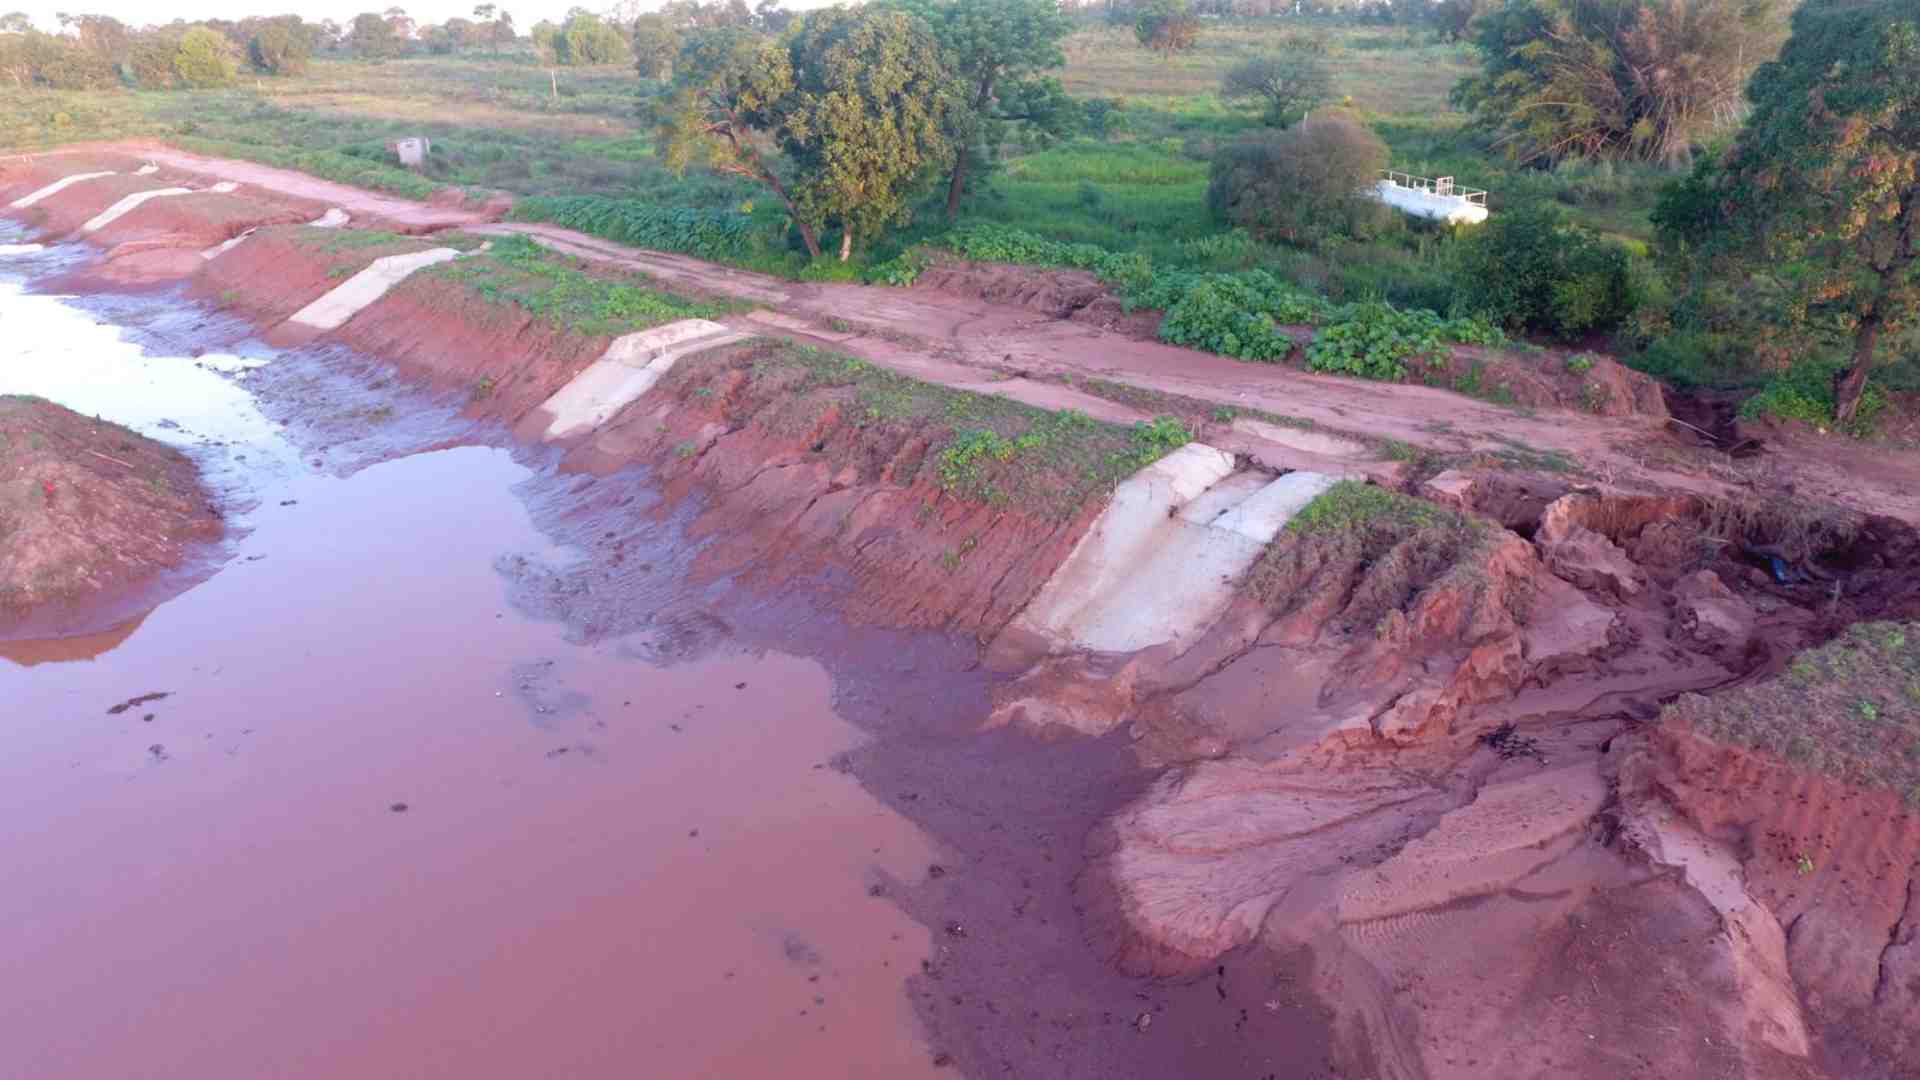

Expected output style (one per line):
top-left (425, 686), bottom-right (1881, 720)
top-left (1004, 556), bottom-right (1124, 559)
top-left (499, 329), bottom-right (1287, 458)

top-left (1380, 170), bottom-right (1489, 206)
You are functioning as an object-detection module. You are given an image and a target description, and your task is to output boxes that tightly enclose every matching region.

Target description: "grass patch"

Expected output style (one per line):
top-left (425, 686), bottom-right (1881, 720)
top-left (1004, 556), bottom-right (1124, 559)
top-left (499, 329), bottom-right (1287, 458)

top-left (1666, 622), bottom-right (1920, 805)
top-left (1286, 480), bottom-right (1465, 536)
top-left (429, 233), bottom-right (734, 336)
top-left (668, 340), bottom-right (1193, 519)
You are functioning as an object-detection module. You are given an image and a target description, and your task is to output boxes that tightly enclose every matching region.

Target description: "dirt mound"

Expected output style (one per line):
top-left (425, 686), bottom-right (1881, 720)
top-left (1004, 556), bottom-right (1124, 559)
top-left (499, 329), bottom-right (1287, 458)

top-left (0, 396), bottom-right (221, 637)
top-left (913, 258), bottom-right (1162, 337)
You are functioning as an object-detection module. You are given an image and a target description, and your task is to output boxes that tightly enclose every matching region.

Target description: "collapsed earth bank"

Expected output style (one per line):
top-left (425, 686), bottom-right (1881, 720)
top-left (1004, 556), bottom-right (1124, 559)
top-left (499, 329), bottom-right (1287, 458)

top-left (8, 150), bottom-right (1920, 1079)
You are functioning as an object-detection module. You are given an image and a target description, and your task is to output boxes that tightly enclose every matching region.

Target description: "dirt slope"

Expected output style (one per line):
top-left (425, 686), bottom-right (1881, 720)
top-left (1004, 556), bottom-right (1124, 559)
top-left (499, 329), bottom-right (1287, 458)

top-left (0, 396), bottom-right (222, 636)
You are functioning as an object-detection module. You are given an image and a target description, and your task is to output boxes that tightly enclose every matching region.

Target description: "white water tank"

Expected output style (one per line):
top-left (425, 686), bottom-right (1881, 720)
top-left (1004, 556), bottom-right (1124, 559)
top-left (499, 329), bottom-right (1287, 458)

top-left (1371, 172), bottom-right (1490, 225)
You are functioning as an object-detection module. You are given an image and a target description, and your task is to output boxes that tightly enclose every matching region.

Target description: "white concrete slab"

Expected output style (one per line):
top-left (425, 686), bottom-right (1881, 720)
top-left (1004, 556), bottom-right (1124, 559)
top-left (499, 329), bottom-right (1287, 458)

top-left (538, 319), bottom-right (741, 439)
top-left (286, 247), bottom-right (464, 331)
top-left (0, 243), bottom-right (46, 256)
top-left (201, 229), bottom-right (257, 260)
top-left (1212, 470), bottom-right (1341, 543)
top-left (80, 187), bottom-right (193, 233)
top-left (308, 208), bottom-right (350, 229)
top-left (9, 170), bottom-right (114, 209)
top-left (1012, 456), bottom-right (1336, 654)
top-left (135, 163), bottom-right (159, 175)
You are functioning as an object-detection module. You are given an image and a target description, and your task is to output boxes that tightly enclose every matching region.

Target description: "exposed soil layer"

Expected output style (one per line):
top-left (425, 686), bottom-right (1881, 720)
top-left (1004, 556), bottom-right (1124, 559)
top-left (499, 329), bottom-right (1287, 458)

top-left (0, 395), bottom-right (221, 637)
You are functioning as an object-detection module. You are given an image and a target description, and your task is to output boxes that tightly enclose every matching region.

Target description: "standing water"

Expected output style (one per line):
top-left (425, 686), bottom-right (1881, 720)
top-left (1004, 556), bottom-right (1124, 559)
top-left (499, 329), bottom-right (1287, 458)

top-left (0, 235), bottom-right (946, 1078)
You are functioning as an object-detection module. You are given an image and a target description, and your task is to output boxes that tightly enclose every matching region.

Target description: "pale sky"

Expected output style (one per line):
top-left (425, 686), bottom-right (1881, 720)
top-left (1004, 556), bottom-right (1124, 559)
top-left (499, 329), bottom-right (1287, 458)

top-left (6, 0), bottom-right (838, 31)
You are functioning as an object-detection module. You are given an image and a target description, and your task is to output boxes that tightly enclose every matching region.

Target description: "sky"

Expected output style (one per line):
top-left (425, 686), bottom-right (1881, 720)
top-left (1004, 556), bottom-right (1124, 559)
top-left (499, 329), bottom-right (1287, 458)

top-left (6, 0), bottom-right (838, 31)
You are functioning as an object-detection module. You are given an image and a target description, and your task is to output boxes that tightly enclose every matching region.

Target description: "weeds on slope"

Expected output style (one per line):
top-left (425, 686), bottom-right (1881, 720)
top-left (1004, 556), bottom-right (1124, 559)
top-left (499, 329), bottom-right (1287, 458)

top-left (665, 341), bottom-right (1193, 519)
top-left (1667, 622), bottom-right (1920, 805)
top-left (429, 234), bottom-right (736, 337)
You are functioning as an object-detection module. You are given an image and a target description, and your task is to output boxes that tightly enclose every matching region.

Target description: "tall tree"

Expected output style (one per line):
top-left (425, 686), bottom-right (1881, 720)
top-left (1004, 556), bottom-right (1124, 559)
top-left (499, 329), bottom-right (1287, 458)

top-left (1220, 41), bottom-right (1332, 128)
top-left (782, 7), bottom-right (961, 257)
top-left (1452, 0), bottom-right (1788, 166)
top-left (1134, 0), bottom-right (1198, 60)
top-left (631, 13), bottom-right (677, 78)
top-left (879, 0), bottom-right (1072, 220)
top-left (350, 11), bottom-right (399, 57)
top-left (659, 9), bottom-right (961, 261)
top-left (1655, 0), bottom-right (1919, 425)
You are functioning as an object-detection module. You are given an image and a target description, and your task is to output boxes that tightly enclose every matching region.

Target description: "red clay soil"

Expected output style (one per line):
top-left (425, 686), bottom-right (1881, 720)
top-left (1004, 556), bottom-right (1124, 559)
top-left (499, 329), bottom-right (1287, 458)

top-left (569, 341), bottom-right (1102, 636)
top-left (323, 272), bottom-right (613, 425)
top-left (193, 227), bottom-right (439, 324)
top-left (0, 396), bottom-right (222, 638)
top-left (1626, 725), bottom-right (1920, 1077)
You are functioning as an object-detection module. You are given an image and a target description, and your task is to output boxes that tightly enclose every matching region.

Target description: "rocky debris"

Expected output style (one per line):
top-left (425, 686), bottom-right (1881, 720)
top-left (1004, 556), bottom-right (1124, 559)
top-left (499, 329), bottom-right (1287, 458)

top-left (1080, 757), bottom-right (1456, 977)
top-left (1671, 569), bottom-right (1755, 658)
top-left (1542, 525), bottom-right (1647, 599)
top-left (1419, 468), bottom-right (1475, 510)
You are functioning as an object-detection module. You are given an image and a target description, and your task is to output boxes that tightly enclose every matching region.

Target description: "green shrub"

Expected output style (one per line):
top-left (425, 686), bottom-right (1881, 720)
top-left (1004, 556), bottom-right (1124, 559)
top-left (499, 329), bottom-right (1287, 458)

top-left (1155, 270), bottom-right (1327, 360)
top-left (1307, 302), bottom-right (1504, 381)
top-left (173, 27), bottom-right (238, 89)
top-left (507, 197), bottom-right (770, 261)
top-left (1740, 356), bottom-right (1889, 437)
top-left (1451, 203), bottom-right (1639, 338)
top-left (1205, 114), bottom-right (1389, 248)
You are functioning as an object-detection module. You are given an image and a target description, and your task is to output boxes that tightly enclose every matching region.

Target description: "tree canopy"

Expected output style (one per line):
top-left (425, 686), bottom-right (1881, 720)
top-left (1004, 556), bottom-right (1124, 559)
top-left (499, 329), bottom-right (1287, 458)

top-left (173, 25), bottom-right (237, 87)
top-left (1451, 0), bottom-right (1789, 165)
top-left (1135, 0), bottom-right (1199, 59)
top-left (1221, 42), bottom-right (1333, 128)
top-left (658, 8), bottom-right (961, 261)
top-left (878, 0), bottom-right (1073, 219)
top-left (1655, 0), bottom-right (1919, 424)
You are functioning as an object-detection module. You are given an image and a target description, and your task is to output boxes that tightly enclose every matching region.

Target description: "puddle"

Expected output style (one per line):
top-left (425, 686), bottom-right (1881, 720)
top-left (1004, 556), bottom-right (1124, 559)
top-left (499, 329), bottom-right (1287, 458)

top-left (0, 250), bottom-right (943, 1078)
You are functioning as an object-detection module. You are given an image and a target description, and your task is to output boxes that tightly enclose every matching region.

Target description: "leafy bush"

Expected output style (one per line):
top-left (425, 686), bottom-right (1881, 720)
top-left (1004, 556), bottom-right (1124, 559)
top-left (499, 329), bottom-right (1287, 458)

top-left (173, 27), bottom-right (238, 88)
top-left (1205, 114), bottom-right (1389, 248)
top-left (1740, 356), bottom-right (1890, 437)
top-left (1307, 302), bottom-right (1504, 381)
top-left (1451, 204), bottom-right (1639, 339)
top-left (1155, 270), bottom-right (1328, 360)
top-left (507, 196), bottom-right (770, 261)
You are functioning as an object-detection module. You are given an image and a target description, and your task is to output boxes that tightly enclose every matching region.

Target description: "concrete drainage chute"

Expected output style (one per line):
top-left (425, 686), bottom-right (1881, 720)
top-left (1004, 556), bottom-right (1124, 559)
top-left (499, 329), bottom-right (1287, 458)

top-left (533, 319), bottom-right (747, 440)
top-left (81, 181), bottom-right (240, 234)
top-left (1007, 445), bottom-right (1338, 656)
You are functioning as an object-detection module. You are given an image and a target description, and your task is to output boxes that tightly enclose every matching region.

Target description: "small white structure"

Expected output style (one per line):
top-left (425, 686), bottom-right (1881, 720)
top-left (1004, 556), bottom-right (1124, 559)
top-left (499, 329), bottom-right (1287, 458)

top-left (1372, 171), bottom-right (1490, 225)
top-left (390, 137), bottom-right (431, 169)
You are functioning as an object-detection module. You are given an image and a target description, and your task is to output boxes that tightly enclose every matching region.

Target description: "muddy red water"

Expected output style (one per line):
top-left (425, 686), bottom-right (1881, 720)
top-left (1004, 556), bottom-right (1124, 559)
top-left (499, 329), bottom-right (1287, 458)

top-left (0, 444), bottom-right (945, 1079)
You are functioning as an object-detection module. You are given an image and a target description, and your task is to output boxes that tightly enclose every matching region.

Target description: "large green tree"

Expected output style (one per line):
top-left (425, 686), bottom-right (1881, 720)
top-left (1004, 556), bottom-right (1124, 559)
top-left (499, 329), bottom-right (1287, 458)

top-left (1220, 42), bottom-right (1333, 128)
top-left (1655, 0), bottom-right (1919, 425)
top-left (1452, 0), bottom-right (1788, 165)
top-left (173, 25), bottom-right (237, 87)
top-left (877, 0), bottom-right (1071, 220)
top-left (349, 11), bottom-right (399, 57)
top-left (659, 9), bottom-right (960, 261)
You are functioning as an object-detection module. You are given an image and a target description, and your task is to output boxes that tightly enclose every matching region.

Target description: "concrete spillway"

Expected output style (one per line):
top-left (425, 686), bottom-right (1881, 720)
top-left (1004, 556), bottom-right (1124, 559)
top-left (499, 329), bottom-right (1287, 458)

top-left (8, 171), bottom-right (115, 210)
top-left (285, 247), bottom-right (465, 331)
top-left (1011, 447), bottom-right (1338, 653)
top-left (536, 319), bottom-right (746, 439)
top-left (81, 182), bottom-right (241, 234)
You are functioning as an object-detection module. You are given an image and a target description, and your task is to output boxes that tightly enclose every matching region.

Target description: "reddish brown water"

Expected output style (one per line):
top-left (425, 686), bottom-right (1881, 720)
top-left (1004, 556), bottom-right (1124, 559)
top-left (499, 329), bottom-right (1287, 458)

top-left (1, 444), bottom-right (942, 1079)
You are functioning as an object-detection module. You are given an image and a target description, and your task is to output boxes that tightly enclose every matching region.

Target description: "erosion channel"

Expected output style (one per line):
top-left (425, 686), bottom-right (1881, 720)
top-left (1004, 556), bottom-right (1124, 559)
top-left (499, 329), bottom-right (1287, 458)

top-left (5, 150), bottom-right (1920, 1080)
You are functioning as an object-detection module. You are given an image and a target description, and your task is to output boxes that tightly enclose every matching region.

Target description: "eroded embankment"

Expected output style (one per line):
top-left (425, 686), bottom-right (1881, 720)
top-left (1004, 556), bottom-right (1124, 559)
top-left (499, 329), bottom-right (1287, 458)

top-left (15, 157), bottom-right (1920, 1080)
top-left (0, 395), bottom-right (222, 637)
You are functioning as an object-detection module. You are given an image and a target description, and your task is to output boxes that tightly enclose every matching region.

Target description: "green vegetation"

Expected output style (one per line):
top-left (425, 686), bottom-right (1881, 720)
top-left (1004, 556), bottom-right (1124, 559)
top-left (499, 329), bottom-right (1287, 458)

top-left (680, 341), bottom-right (1193, 517)
top-left (1451, 204), bottom-right (1638, 339)
top-left (1287, 480), bottom-right (1465, 536)
top-left (507, 197), bottom-right (768, 262)
top-left (1739, 358), bottom-right (1891, 439)
top-left (1451, 0), bottom-right (1789, 166)
top-left (1666, 622), bottom-right (1920, 805)
top-left (1656, 0), bottom-right (1918, 426)
top-left (1206, 114), bottom-right (1388, 248)
top-left (429, 234), bottom-right (732, 336)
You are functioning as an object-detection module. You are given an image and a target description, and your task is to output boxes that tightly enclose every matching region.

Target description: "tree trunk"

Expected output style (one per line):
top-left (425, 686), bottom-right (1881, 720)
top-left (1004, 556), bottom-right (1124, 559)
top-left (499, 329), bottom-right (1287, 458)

top-left (549, 69), bottom-right (557, 102)
top-left (795, 220), bottom-right (822, 260)
top-left (945, 73), bottom-right (997, 223)
top-left (838, 227), bottom-right (852, 263)
top-left (1834, 308), bottom-right (1882, 426)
